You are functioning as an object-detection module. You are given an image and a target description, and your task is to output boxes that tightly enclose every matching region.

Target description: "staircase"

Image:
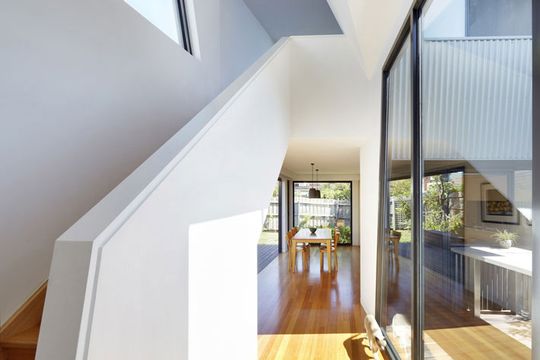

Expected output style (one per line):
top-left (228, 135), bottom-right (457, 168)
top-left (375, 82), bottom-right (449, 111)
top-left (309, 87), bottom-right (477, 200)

top-left (0, 284), bottom-right (46, 360)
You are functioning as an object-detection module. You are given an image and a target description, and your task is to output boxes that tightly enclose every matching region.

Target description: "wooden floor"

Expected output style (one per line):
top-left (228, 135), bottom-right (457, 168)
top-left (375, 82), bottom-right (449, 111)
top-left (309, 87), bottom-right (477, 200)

top-left (259, 245), bottom-right (531, 359)
top-left (383, 256), bottom-right (531, 359)
top-left (258, 246), bottom-right (384, 360)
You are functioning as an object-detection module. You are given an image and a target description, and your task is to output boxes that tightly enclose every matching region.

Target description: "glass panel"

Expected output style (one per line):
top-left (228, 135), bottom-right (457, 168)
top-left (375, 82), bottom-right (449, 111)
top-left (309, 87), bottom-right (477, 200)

top-left (125, 0), bottom-right (182, 44)
top-left (421, 0), bottom-right (532, 358)
top-left (259, 182), bottom-right (280, 246)
top-left (380, 37), bottom-right (412, 359)
top-left (258, 182), bottom-right (281, 273)
top-left (293, 182), bottom-right (352, 244)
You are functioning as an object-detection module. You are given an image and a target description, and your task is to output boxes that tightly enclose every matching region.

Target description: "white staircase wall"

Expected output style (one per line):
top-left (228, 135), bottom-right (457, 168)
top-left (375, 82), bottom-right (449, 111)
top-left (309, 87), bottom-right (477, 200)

top-left (37, 38), bottom-right (291, 360)
top-left (0, 0), bottom-right (271, 327)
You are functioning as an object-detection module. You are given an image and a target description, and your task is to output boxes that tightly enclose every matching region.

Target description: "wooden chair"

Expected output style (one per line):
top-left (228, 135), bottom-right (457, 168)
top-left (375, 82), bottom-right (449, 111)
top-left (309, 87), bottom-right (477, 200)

top-left (388, 230), bottom-right (401, 270)
top-left (288, 229), bottom-right (309, 271)
top-left (320, 232), bottom-right (339, 271)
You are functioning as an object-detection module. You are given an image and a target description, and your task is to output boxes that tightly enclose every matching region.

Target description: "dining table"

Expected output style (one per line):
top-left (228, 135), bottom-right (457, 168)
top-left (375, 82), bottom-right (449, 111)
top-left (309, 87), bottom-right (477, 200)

top-left (291, 228), bottom-right (333, 272)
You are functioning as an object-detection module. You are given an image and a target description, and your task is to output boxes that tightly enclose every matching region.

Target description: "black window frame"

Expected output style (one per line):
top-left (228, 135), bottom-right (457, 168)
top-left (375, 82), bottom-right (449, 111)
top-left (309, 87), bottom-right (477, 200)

top-left (377, 0), bottom-right (540, 358)
top-left (292, 180), bottom-right (354, 246)
top-left (176, 0), bottom-right (193, 54)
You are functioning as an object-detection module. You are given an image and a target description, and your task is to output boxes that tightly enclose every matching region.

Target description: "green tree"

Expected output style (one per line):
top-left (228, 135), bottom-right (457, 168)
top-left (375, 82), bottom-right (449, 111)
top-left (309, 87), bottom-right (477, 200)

top-left (389, 174), bottom-right (464, 235)
top-left (390, 179), bottom-right (412, 229)
top-left (320, 183), bottom-right (351, 200)
top-left (423, 175), bottom-right (463, 234)
top-left (299, 215), bottom-right (312, 228)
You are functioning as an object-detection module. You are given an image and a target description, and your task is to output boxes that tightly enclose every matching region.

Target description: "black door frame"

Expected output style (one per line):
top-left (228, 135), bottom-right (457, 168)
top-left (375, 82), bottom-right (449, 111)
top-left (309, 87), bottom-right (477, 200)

top-left (377, 0), bottom-right (538, 359)
top-left (292, 181), bottom-right (354, 245)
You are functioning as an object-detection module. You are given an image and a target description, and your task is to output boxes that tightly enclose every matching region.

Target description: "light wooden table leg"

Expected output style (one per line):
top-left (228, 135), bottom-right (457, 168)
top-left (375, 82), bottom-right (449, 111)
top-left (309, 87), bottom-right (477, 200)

top-left (473, 259), bottom-right (481, 317)
top-left (327, 239), bottom-right (331, 272)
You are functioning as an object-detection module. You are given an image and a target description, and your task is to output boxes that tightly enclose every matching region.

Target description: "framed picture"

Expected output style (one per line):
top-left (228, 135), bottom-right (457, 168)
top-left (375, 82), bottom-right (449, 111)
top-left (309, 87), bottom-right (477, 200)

top-left (481, 182), bottom-right (519, 225)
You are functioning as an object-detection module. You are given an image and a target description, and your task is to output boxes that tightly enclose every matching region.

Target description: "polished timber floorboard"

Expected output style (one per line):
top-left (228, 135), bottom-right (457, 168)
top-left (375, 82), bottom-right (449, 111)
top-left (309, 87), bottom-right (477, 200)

top-left (257, 246), bottom-right (384, 360)
top-left (385, 257), bottom-right (531, 359)
top-left (258, 246), bottom-right (531, 359)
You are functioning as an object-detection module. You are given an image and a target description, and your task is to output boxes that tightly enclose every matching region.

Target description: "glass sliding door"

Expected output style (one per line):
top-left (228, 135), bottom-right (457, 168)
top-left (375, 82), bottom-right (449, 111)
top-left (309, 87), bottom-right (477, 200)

top-left (379, 37), bottom-right (413, 359)
top-left (420, 1), bottom-right (532, 358)
top-left (293, 182), bottom-right (353, 244)
top-left (259, 181), bottom-right (281, 246)
top-left (258, 181), bottom-right (282, 273)
top-left (378, 0), bottom-right (536, 358)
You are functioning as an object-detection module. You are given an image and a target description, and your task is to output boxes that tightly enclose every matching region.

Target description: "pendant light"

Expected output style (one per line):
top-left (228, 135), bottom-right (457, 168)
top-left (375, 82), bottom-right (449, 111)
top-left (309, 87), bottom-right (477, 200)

top-left (308, 163), bottom-right (318, 198)
top-left (315, 169), bottom-right (321, 198)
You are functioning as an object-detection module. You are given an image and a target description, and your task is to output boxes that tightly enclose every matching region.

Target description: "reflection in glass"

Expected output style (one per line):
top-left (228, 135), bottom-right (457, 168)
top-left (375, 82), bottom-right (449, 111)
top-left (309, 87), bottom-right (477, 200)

top-left (380, 38), bottom-right (413, 359)
top-left (421, 0), bottom-right (532, 358)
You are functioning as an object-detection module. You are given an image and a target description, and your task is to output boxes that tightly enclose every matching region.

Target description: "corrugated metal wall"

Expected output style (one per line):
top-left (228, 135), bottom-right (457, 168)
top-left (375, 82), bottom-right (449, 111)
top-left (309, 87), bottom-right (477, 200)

top-left (387, 38), bottom-right (412, 162)
top-left (389, 37), bottom-right (532, 161)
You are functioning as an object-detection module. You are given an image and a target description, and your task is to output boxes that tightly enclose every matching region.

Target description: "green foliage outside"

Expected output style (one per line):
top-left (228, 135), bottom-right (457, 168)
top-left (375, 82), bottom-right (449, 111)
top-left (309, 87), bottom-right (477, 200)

top-left (272, 184), bottom-right (279, 197)
top-left (389, 179), bottom-right (412, 230)
top-left (299, 215), bottom-right (312, 228)
top-left (258, 231), bottom-right (278, 245)
top-left (320, 183), bottom-right (351, 200)
top-left (390, 174), bottom-right (464, 235)
top-left (335, 225), bottom-right (351, 244)
top-left (424, 175), bottom-right (463, 235)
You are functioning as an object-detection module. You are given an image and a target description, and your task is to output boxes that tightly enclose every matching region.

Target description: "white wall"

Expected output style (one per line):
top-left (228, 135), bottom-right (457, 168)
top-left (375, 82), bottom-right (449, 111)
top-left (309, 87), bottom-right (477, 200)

top-left (290, 35), bottom-right (369, 141)
top-left (0, 0), bottom-right (272, 326)
top-left (37, 38), bottom-right (290, 360)
top-left (464, 171), bottom-right (533, 249)
top-left (359, 138), bottom-right (381, 316)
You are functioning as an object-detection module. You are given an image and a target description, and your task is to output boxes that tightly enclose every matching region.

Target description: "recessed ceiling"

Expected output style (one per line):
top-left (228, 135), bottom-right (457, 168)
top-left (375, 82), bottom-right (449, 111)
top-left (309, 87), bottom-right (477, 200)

top-left (243, 0), bottom-right (343, 41)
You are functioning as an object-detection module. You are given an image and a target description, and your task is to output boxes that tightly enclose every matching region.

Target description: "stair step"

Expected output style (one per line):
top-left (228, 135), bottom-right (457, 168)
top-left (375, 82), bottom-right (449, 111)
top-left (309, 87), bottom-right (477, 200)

top-left (0, 347), bottom-right (36, 360)
top-left (0, 326), bottom-right (39, 349)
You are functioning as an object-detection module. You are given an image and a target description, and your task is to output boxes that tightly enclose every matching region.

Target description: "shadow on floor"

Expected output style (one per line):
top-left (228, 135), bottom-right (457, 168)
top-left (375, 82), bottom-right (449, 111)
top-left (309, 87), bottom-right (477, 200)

top-left (343, 333), bottom-right (383, 360)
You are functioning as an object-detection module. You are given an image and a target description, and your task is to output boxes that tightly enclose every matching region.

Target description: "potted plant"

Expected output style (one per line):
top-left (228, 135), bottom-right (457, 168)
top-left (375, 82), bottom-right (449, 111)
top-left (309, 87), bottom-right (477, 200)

top-left (491, 229), bottom-right (519, 249)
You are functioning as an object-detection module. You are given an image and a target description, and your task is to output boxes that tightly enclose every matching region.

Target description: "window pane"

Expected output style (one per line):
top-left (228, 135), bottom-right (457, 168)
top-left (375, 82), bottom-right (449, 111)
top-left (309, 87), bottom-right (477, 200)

top-left (259, 182), bottom-right (280, 246)
top-left (421, 0), bottom-right (532, 358)
top-left (380, 37), bottom-right (412, 359)
top-left (125, 0), bottom-right (181, 44)
top-left (293, 182), bottom-right (352, 245)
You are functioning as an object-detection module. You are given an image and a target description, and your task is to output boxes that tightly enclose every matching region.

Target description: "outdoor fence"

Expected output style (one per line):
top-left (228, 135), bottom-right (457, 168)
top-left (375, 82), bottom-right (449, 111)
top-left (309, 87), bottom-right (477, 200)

top-left (294, 198), bottom-right (351, 228)
top-left (262, 198), bottom-right (280, 231)
top-left (262, 198), bottom-right (352, 231)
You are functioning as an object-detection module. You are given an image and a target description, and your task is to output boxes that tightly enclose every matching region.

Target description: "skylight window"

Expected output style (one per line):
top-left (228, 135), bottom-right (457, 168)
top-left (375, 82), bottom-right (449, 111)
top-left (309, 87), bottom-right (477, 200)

top-left (125, 0), bottom-right (193, 54)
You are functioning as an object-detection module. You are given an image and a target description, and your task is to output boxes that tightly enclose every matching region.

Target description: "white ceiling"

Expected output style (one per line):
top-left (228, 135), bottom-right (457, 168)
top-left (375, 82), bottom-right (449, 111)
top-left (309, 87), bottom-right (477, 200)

top-left (328, 0), bottom-right (413, 77)
top-left (282, 35), bottom-right (377, 175)
top-left (242, 0), bottom-right (342, 41)
top-left (283, 138), bottom-right (361, 175)
top-left (279, 1), bottom-right (414, 176)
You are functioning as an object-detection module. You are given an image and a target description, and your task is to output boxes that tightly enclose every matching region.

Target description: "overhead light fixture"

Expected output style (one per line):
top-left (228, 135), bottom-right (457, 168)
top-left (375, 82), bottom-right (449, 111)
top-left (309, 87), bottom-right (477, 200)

top-left (308, 163), bottom-right (318, 198)
top-left (315, 169), bottom-right (321, 198)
